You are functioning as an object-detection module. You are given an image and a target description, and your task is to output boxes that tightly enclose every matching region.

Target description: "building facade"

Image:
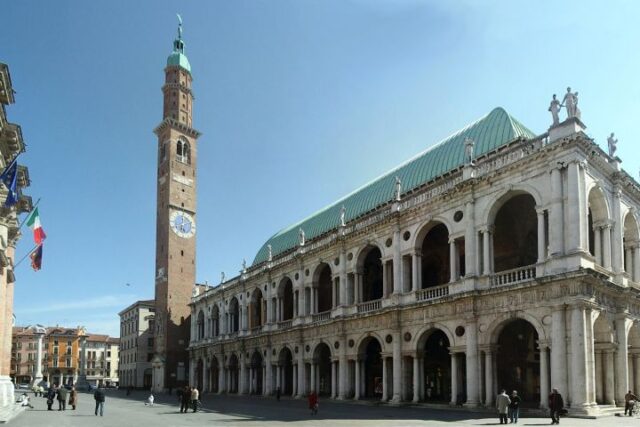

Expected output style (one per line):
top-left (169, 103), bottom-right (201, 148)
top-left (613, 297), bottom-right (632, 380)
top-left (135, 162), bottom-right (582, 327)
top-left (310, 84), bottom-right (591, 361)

top-left (151, 18), bottom-right (200, 392)
top-left (85, 334), bottom-right (119, 387)
top-left (119, 300), bottom-right (155, 389)
top-left (0, 63), bottom-right (31, 407)
top-left (189, 105), bottom-right (640, 415)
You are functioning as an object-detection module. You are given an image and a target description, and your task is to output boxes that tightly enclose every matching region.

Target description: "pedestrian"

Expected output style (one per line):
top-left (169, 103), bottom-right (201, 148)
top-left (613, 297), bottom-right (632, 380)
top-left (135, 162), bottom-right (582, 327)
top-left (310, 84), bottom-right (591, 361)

top-left (625, 390), bottom-right (638, 416)
top-left (126, 385), bottom-right (132, 396)
top-left (19, 393), bottom-right (34, 409)
top-left (496, 389), bottom-right (510, 424)
top-left (94, 385), bottom-right (106, 416)
top-left (548, 388), bottom-right (564, 425)
top-left (57, 384), bottom-right (68, 411)
top-left (46, 385), bottom-right (56, 411)
top-left (180, 386), bottom-right (191, 413)
top-left (191, 387), bottom-right (200, 413)
top-left (69, 386), bottom-right (78, 410)
top-left (308, 390), bottom-right (318, 415)
top-left (276, 387), bottom-right (281, 401)
top-left (176, 386), bottom-right (183, 404)
top-left (508, 390), bottom-right (521, 423)
top-left (145, 393), bottom-right (154, 406)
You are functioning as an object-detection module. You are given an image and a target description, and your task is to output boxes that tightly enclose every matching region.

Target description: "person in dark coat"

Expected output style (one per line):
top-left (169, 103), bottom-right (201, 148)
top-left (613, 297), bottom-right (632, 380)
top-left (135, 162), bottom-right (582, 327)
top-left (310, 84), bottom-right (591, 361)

top-left (68, 386), bottom-right (78, 410)
top-left (46, 386), bottom-right (56, 411)
top-left (94, 386), bottom-right (106, 416)
top-left (56, 385), bottom-right (68, 411)
top-left (180, 386), bottom-right (191, 413)
top-left (308, 391), bottom-right (318, 415)
top-left (549, 388), bottom-right (564, 425)
top-left (508, 390), bottom-right (521, 423)
top-left (276, 387), bottom-right (281, 401)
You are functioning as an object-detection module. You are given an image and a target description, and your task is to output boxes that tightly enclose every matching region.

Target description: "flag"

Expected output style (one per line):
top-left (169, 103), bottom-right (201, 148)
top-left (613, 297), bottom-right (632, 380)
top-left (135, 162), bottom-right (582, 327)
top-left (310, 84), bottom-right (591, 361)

top-left (0, 157), bottom-right (18, 207)
top-left (25, 207), bottom-right (47, 244)
top-left (30, 244), bottom-right (43, 271)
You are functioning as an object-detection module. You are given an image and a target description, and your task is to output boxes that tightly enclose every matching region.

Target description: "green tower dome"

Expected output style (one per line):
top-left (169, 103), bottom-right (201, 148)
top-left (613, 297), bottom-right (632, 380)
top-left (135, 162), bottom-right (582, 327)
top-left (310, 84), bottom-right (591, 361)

top-left (167, 15), bottom-right (191, 73)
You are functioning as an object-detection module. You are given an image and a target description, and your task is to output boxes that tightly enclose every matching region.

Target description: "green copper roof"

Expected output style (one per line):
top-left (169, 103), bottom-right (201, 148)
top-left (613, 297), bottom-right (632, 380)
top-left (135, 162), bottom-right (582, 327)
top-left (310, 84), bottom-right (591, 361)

top-left (252, 107), bottom-right (536, 265)
top-left (167, 51), bottom-right (191, 73)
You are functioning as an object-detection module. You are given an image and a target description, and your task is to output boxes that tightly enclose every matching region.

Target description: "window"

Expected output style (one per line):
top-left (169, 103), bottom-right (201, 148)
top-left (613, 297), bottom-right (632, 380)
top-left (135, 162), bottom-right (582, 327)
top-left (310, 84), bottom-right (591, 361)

top-left (66, 359), bottom-right (71, 368)
top-left (53, 359), bottom-right (58, 368)
top-left (148, 338), bottom-right (153, 347)
top-left (53, 340), bottom-right (58, 346)
top-left (107, 351), bottom-right (111, 357)
top-left (147, 353), bottom-right (153, 362)
top-left (176, 140), bottom-right (190, 164)
top-left (67, 341), bottom-right (72, 346)
top-left (53, 347), bottom-right (58, 354)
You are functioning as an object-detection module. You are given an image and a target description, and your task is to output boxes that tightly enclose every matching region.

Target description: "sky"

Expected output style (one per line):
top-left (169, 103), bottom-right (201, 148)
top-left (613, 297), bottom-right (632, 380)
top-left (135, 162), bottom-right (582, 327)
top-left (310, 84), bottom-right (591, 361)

top-left (2, 0), bottom-right (639, 337)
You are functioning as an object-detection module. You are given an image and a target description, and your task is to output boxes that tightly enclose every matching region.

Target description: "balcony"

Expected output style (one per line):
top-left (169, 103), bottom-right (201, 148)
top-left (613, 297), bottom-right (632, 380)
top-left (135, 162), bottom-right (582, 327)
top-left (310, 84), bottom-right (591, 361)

top-left (311, 311), bottom-right (331, 323)
top-left (277, 320), bottom-right (292, 330)
top-left (357, 299), bottom-right (381, 314)
top-left (491, 265), bottom-right (536, 287)
top-left (415, 284), bottom-right (450, 302)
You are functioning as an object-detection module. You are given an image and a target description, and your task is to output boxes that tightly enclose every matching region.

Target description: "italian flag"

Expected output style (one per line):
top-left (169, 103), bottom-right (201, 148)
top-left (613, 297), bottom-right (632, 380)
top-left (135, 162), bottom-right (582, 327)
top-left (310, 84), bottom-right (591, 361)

top-left (25, 207), bottom-right (47, 245)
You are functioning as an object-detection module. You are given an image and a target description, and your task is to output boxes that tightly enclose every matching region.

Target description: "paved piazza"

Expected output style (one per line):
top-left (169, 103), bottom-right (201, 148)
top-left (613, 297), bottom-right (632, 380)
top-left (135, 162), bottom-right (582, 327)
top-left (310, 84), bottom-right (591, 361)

top-left (9, 390), bottom-right (640, 427)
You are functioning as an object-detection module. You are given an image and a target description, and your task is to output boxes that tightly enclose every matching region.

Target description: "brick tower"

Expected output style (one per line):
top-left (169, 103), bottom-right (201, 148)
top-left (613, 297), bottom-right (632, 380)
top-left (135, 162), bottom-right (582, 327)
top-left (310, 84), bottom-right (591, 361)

top-left (151, 16), bottom-right (200, 392)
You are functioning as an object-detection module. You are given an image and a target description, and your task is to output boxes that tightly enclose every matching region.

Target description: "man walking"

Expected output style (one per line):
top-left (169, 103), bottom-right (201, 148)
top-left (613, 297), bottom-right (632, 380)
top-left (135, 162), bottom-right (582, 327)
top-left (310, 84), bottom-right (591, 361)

top-left (496, 389), bottom-right (510, 424)
top-left (625, 390), bottom-right (638, 416)
top-left (549, 388), bottom-right (564, 425)
top-left (94, 385), bottom-right (106, 416)
top-left (509, 390), bottom-right (521, 423)
top-left (191, 387), bottom-right (200, 413)
top-left (180, 386), bottom-right (191, 413)
top-left (46, 385), bottom-right (56, 411)
top-left (57, 385), bottom-right (68, 411)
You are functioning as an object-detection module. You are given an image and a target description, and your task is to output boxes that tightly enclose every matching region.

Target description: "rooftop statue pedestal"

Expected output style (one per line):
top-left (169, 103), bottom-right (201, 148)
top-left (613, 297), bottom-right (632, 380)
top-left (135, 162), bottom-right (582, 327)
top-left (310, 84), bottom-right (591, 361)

top-left (548, 117), bottom-right (586, 143)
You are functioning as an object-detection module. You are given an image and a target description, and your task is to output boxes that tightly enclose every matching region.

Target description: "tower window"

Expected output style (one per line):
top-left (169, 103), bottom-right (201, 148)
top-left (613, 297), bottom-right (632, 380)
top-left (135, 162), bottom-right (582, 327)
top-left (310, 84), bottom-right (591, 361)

top-left (176, 140), bottom-right (191, 164)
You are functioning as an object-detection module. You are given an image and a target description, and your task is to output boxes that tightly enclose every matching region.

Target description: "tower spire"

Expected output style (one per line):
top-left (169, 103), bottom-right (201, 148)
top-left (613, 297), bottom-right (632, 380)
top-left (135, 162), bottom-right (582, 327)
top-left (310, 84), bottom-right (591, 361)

top-left (167, 13), bottom-right (191, 72)
top-left (177, 13), bottom-right (183, 41)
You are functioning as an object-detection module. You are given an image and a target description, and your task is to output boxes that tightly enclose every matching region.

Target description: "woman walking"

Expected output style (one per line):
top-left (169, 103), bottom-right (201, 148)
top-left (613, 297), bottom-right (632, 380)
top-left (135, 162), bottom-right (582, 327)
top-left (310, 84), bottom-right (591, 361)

top-left (69, 386), bottom-right (78, 410)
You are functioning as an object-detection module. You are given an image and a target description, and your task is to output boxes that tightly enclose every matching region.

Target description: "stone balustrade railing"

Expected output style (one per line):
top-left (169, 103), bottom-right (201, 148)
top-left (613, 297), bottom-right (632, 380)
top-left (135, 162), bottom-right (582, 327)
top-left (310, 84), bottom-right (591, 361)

top-left (491, 265), bottom-right (536, 287)
top-left (357, 299), bottom-right (382, 314)
top-left (278, 320), bottom-right (293, 330)
top-left (415, 284), bottom-right (450, 302)
top-left (312, 311), bottom-right (331, 323)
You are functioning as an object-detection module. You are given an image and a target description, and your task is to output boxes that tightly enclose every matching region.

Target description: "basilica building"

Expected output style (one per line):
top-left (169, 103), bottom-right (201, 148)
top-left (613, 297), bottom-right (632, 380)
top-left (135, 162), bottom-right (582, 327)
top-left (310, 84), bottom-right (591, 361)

top-left (188, 97), bottom-right (640, 414)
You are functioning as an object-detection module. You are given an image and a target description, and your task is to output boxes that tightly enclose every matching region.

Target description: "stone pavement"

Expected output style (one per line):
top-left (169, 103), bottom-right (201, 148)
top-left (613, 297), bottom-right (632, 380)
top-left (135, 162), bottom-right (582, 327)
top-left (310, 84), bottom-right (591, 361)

top-left (8, 390), bottom-right (640, 426)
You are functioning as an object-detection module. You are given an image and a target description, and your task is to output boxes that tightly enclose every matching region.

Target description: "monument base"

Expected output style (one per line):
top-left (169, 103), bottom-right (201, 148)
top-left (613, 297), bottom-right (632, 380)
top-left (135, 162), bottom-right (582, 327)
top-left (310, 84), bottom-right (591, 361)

top-left (548, 117), bottom-right (586, 143)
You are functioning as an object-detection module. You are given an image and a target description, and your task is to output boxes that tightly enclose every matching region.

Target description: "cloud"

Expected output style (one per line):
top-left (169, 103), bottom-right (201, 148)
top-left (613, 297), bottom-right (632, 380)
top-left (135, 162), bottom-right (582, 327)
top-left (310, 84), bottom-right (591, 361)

top-left (16, 294), bottom-right (135, 315)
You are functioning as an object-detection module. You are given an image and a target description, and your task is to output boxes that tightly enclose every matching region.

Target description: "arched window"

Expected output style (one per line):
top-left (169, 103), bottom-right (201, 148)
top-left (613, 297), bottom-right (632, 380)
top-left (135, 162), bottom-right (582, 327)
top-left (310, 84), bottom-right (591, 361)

top-left (176, 139), bottom-right (191, 164)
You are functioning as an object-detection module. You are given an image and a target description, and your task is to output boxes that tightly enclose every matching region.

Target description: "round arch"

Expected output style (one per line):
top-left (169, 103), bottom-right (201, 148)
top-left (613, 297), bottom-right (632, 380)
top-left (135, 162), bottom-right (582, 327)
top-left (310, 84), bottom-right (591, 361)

top-left (356, 334), bottom-right (384, 399)
top-left (355, 331), bottom-right (388, 356)
top-left (484, 312), bottom-right (547, 346)
top-left (483, 186), bottom-right (544, 226)
top-left (312, 263), bottom-right (333, 313)
top-left (414, 324), bottom-right (456, 352)
top-left (412, 218), bottom-right (453, 251)
top-left (587, 185), bottom-right (611, 222)
top-left (354, 243), bottom-right (385, 270)
top-left (276, 277), bottom-right (294, 321)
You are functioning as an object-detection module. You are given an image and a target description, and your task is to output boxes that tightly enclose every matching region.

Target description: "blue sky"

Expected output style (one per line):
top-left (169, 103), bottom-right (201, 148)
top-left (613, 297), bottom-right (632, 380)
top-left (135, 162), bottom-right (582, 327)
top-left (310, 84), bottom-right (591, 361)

top-left (3, 1), bottom-right (639, 336)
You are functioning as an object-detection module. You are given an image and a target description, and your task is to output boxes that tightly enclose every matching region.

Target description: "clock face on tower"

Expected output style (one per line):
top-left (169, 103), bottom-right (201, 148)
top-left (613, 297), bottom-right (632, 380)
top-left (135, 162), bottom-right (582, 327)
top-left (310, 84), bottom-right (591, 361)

top-left (170, 211), bottom-right (196, 238)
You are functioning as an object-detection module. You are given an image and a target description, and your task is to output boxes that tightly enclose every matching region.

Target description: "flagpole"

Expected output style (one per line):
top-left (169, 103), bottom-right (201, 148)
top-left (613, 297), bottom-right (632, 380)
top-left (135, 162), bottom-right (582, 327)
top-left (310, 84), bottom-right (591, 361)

top-left (14, 244), bottom-right (40, 270)
top-left (16, 197), bottom-right (41, 231)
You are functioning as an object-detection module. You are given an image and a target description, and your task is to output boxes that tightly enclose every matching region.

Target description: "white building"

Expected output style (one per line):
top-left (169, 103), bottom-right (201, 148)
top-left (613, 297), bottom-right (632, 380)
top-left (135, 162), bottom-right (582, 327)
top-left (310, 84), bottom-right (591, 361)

top-left (119, 300), bottom-right (155, 388)
top-left (189, 100), bottom-right (640, 416)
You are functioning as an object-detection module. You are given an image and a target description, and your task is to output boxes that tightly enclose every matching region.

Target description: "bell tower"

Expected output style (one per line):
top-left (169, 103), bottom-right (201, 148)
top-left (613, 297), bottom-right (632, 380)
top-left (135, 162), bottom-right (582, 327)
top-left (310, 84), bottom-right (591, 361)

top-left (151, 15), bottom-right (200, 392)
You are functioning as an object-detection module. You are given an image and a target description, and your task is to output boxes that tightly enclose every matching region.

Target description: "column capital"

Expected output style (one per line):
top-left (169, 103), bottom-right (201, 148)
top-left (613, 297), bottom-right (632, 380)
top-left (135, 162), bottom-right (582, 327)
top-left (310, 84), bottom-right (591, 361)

top-left (537, 340), bottom-right (550, 350)
top-left (413, 249), bottom-right (423, 258)
top-left (535, 206), bottom-right (546, 216)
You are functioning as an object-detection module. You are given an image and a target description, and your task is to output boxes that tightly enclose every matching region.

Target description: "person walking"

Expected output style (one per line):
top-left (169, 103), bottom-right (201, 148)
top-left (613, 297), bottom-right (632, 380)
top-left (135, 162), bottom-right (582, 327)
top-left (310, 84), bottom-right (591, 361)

top-left (549, 388), bottom-right (564, 425)
top-left (46, 386), bottom-right (56, 411)
top-left (308, 391), bottom-right (318, 415)
top-left (145, 393), bottom-right (154, 406)
top-left (94, 385), bottom-right (105, 416)
top-left (69, 386), bottom-right (78, 410)
top-left (625, 390), bottom-right (638, 416)
top-left (276, 387), bottom-right (281, 401)
top-left (496, 389), bottom-right (510, 424)
top-left (56, 385), bottom-right (68, 411)
top-left (191, 387), bottom-right (200, 413)
top-left (508, 390), bottom-right (521, 423)
top-left (180, 386), bottom-right (191, 413)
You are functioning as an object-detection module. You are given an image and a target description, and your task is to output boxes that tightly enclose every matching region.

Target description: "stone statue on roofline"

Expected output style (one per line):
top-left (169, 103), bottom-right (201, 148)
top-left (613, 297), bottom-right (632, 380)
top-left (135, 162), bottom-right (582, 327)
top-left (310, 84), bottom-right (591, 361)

top-left (394, 176), bottom-right (402, 202)
top-left (608, 132), bottom-right (618, 157)
top-left (561, 87), bottom-right (578, 119)
top-left (267, 244), bottom-right (273, 262)
top-left (340, 205), bottom-right (346, 227)
top-left (548, 94), bottom-right (561, 126)
top-left (298, 228), bottom-right (306, 246)
top-left (241, 258), bottom-right (247, 273)
top-left (464, 137), bottom-right (475, 165)
top-left (220, 271), bottom-right (226, 284)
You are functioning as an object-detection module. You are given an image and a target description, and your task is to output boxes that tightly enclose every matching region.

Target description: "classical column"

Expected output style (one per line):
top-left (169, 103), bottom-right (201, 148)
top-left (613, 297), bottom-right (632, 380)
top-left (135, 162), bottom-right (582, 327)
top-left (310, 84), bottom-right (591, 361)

top-left (331, 361), bottom-right (337, 398)
top-left (537, 208), bottom-right (546, 263)
top-left (340, 250), bottom-right (347, 305)
top-left (465, 199), bottom-right (477, 277)
top-left (76, 333), bottom-right (89, 389)
top-left (310, 362), bottom-right (316, 392)
top-left (392, 334), bottom-right (401, 402)
top-left (413, 355), bottom-right (420, 402)
top-left (539, 345), bottom-right (550, 409)
top-left (382, 262), bottom-right (389, 297)
top-left (566, 161), bottom-right (585, 252)
top-left (292, 364), bottom-right (298, 397)
top-left (634, 355), bottom-right (640, 397)
top-left (594, 351), bottom-right (603, 404)
top-left (450, 353), bottom-right (458, 405)
top-left (219, 360), bottom-right (226, 393)
top-left (297, 349), bottom-right (305, 397)
top-left (465, 319), bottom-right (479, 406)
top-left (549, 166), bottom-right (564, 255)
top-left (551, 305), bottom-right (568, 397)
top-left (605, 350), bottom-right (615, 404)
top-left (484, 350), bottom-right (494, 406)
top-left (239, 356), bottom-right (247, 394)
top-left (482, 229), bottom-right (492, 275)
top-left (276, 364), bottom-right (281, 392)
top-left (381, 356), bottom-right (388, 401)
top-left (354, 358), bottom-right (361, 400)
top-left (603, 224), bottom-right (612, 270)
top-left (449, 239), bottom-right (457, 282)
top-left (626, 247), bottom-right (634, 277)
top-left (393, 227), bottom-right (402, 294)
top-left (570, 304), bottom-right (588, 407)
top-left (31, 328), bottom-right (45, 387)
top-left (338, 338), bottom-right (347, 399)
top-left (412, 252), bottom-right (422, 292)
top-left (611, 188), bottom-right (623, 274)
top-left (616, 315), bottom-right (630, 404)
top-left (634, 246), bottom-right (640, 283)
top-left (594, 227), bottom-right (602, 265)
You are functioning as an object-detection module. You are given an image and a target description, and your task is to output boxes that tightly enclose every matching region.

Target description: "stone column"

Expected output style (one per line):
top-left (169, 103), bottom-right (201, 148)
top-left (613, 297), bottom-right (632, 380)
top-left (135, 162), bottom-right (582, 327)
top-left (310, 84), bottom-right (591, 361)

top-left (570, 304), bottom-right (588, 408)
top-left (31, 329), bottom-right (45, 386)
top-left (310, 362), bottom-right (316, 392)
top-left (594, 227), bottom-right (602, 265)
top-left (77, 334), bottom-right (89, 389)
top-left (412, 252), bottom-right (422, 291)
top-left (338, 337), bottom-right (347, 399)
top-left (450, 353), bottom-right (458, 405)
top-left (465, 319), bottom-right (479, 406)
top-left (239, 356), bottom-right (247, 394)
top-left (605, 350), bottom-right (615, 404)
top-left (449, 239), bottom-right (457, 282)
top-left (603, 224), bottom-right (612, 270)
top-left (634, 355), bottom-right (640, 397)
top-left (566, 161), bottom-right (585, 252)
top-left (331, 361), bottom-right (337, 398)
top-left (297, 348), bottom-right (305, 397)
top-left (594, 351), bottom-right (603, 404)
top-left (611, 188), bottom-right (623, 274)
top-left (292, 364), bottom-right (298, 397)
top-left (413, 355), bottom-right (420, 402)
top-left (340, 250), bottom-right (347, 305)
top-left (633, 246), bottom-right (640, 283)
top-left (382, 262), bottom-right (389, 297)
top-left (465, 199), bottom-right (477, 277)
top-left (549, 166), bottom-right (564, 255)
top-left (551, 305), bottom-right (568, 397)
top-left (537, 208), bottom-right (546, 263)
top-left (393, 227), bottom-right (402, 294)
top-left (392, 334), bottom-right (401, 402)
top-left (219, 360), bottom-right (225, 393)
top-left (616, 315), bottom-right (630, 404)
top-left (381, 356), bottom-right (388, 401)
top-left (484, 350), bottom-right (494, 406)
top-left (539, 344), bottom-right (549, 409)
top-left (482, 229), bottom-right (492, 275)
top-left (626, 247), bottom-right (634, 277)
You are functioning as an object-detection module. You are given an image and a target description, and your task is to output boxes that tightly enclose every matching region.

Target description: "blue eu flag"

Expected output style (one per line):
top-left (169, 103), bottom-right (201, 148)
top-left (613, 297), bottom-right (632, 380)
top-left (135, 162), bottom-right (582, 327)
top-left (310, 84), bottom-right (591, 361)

top-left (0, 157), bottom-right (18, 207)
